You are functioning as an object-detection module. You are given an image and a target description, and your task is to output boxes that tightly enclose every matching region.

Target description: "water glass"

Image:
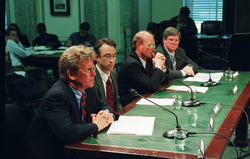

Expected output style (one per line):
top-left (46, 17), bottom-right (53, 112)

top-left (188, 86), bottom-right (197, 100)
top-left (173, 94), bottom-right (182, 110)
top-left (174, 128), bottom-right (186, 150)
top-left (225, 70), bottom-right (233, 81)
top-left (187, 108), bottom-right (198, 127)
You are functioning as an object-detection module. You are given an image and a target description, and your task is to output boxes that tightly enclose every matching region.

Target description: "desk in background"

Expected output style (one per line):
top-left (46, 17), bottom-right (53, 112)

top-left (65, 72), bottom-right (250, 159)
top-left (181, 34), bottom-right (232, 66)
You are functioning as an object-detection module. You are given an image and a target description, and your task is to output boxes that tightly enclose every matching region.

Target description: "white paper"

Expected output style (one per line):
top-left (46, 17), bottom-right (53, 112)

top-left (57, 46), bottom-right (69, 50)
top-left (184, 72), bottom-right (223, 83)
top-left (136, 98), bottom-right (174, 106)
top-left (33, 50), bottom-right (64, 55)
top-left (166, 85), bottom-right (208, 93)
top-left (107, 116), bottom-right (155, 135)
top-left (34, 46), bottom-right (52, 51)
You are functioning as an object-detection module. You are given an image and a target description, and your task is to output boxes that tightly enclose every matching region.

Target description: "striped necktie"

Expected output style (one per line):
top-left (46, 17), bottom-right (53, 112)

top-left (172, 54), bottom-right (176, 70)
top-left (81, 93), bottom-right (86, 124)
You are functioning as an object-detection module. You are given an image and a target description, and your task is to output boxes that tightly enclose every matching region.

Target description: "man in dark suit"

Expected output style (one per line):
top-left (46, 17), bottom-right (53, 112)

top-left (94, 38), bottom-right (122, 112)
top-left (154, 27), bottom-right (198, 79)
top-left (29, 45), bottom-right (118, 159)
top-left (32, 23), bottom-right (62, 47)
top-left (118, 31), bottom-right (168, 107)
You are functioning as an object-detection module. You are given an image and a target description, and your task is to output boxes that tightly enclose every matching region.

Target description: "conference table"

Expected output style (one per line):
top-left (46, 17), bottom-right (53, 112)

top-left (65, 72), bottom-right (250, 159)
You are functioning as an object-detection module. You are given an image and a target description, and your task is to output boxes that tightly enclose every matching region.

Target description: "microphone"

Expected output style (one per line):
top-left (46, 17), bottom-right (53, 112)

top-left (198, 49), bottom-right (231, 71)
top-left (176, 56), bottom-right (218, 87)
top-left (164, 73), bottom-right (201, 107)
top-left (129, 89), bottom-right (181, 138)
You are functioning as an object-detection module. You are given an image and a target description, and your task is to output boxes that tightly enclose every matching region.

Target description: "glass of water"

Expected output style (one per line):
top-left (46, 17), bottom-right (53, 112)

top-left (173, 94), bottom-right (182, 110)
top-left (187, 108), bottom-right (198, 127)
top-left (174, 128), bottom-right (186, 150)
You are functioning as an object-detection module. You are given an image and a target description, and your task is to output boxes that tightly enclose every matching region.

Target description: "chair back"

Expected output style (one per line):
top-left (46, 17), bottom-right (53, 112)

top-left (201, 21), bottom-right (222, 35)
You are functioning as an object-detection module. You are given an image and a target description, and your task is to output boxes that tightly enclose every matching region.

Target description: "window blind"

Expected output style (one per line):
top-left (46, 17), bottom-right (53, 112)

top-left (185, 0), bottom-right (223, 33)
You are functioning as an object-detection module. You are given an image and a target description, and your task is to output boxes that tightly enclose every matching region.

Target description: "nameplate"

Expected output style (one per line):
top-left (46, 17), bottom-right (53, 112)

top-left (198, 136), bottom-right (205, 158)
top-left (213, 102), bottom-right (221, 116)
top-left (233, 71), bottom-right (239, 79)
top-left (232, 85), bottom-right (238, 95)
top-left (208, 114), bottom-right (214, 131)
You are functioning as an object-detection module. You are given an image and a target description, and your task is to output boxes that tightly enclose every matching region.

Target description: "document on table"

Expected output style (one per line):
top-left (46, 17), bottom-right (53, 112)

top-left (33, 50), bottom-right (64, 55)
top-left (107, 116), bottom-right (155, 135)
top-left (166, 85), bottom-right (209, 93)
top-left (184, 72), bottom-right (223, 83)
top-left (34, 46), bottom-right (52, 51)
top-left (136, 98), bottom-right (174, 106)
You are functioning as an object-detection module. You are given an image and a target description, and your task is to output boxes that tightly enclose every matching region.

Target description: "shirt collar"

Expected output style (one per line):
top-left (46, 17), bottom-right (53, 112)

top-left (164, 46), bottom-right (175, 57)
top-left (138, 57), bottom-right (146, 69)
top-left (69, 83), bottom-right (86, 101)
top-left (96, 65), bottom-right (110, 82)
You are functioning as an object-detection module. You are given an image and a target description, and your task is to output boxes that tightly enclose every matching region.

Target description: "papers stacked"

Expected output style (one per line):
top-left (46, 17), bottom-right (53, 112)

top-left (184, 72), bottom-right (223, 83)
top-left (166, 85), bottom-right (208, 93)
top-left (34, 46), bottom-right (52, 51)
top-left (107, 116), bottom-right (155, 135)
top-left (136, 98), bottom-right (174, 106)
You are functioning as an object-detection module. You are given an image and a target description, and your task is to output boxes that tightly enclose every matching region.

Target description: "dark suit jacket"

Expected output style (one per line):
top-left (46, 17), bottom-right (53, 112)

top-left (118, 51), bottom-right (167, 107)
top-left (32, 33), bottom-right (62, 47)
top-left (29, 79), bottom-right (117, 159)
top-left (154, 44), bottom-right (198, 78)
top-left (94, 69), bottom-right (122, 112)
top-left (169, 16), bottom-right (198, 35)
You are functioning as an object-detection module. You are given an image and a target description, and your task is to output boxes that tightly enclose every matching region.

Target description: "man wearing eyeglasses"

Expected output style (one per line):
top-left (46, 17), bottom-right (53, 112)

top-left (118, 30), bottom-right (168, 107)
top-left (93, 38), bottom-right (122, 112)
top-left (154, 27), bottom-right (198, 78)
top-left (29, 45), bottom-right (119, 159)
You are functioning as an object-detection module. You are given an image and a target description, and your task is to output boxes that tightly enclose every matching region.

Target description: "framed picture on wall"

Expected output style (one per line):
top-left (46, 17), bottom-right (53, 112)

top-left (50, 0), bottom-right (70, 16)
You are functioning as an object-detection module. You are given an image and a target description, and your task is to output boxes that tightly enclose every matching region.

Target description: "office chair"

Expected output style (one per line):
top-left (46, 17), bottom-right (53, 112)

top-left (198, 21), bottom-right (224, 69)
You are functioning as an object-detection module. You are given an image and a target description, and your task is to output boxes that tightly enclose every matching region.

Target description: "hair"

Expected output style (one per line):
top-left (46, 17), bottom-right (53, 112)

top-left (6, 28), bottom-right (18, 36)
top-left (131, 30), bottom-right (153, 51)
top-left (180, 6), bottom-right (190, 16)
top-left (80, 22), bottom-right (90, 31)
top-left (162, 27), bottom-right (181, 39)
top-left (94, 38), bottom-right (117, 56)
top-left (37, 23), bottom-right (46, 29)
top-left (58, 45), bottom-right (96, 81)
top-left (8, 23), bottom-right (21, 34)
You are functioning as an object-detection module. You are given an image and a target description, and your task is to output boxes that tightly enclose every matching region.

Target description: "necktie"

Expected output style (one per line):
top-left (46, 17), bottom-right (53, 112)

top-left (81, 93), bottom-right (86, 124)
top-left (172, 54), bottom-right (176, 70)
top-left (106, 77), bottom-right (115, 112)
top-left (146, 63), bottom-right (149, 77)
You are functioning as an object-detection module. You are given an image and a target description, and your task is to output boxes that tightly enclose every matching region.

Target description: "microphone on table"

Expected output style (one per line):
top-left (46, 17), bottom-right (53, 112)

top-left (129, 88), bottom-right (182, 138)
top-left (164, 73), bottom-right (201, 107)
top-left (176, 56), bottom-right (218, 87)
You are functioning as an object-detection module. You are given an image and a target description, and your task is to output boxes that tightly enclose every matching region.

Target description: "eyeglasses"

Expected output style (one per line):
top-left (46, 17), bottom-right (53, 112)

top-left (79, 67), bottom-right (96, 74)
top-left (100, 54), bottom-right (118, 60)
top-left (147, 44), bottom-right (156, 49)
top-left (166, 39), bottom-right (180, 44)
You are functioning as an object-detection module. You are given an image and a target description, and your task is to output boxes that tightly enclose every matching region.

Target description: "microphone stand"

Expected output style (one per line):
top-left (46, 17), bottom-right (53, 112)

top-left (176, 56), bottom-right (218, 87)
top-left (198, 49), bottom-right (232, 72)
top-left (129, 89), bottom-right (182, 138)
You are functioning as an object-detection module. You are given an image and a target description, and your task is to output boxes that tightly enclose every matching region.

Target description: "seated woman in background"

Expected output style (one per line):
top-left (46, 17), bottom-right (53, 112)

top-left (8, 23), bottom-right (30, 48)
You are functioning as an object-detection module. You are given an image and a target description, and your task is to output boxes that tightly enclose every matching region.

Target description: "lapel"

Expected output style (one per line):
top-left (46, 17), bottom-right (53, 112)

top-left (94, 69), bottom-right (107, 103)
top-left (110, 71), bottom-right (117, 99)
top-left (162, 46), bottom-right (173, 70)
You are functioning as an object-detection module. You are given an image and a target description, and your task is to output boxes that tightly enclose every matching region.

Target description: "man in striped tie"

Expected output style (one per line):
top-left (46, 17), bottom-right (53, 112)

top-left (29, 45), bottom-right (118, 159)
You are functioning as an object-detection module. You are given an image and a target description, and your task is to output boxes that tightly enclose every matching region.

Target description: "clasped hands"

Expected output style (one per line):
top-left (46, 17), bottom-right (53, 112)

top-left (152, 52), bottom-right (166, 70)
top-left (91, 109), bottom-right (114, 132)
top-left (182, 65), bottom-right (195, 76)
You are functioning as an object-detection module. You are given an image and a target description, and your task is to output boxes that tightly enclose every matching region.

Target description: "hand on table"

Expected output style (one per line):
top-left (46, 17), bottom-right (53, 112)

top-left (182, 65), bottom-right (195, 76)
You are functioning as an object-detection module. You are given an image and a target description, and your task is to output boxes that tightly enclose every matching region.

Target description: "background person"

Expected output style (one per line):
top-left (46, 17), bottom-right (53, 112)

top-left (64, 22), bottom-right (97, 47)
top-left (32, 23), bottom-right (62, 47)
top-left (8, 23), bottom-right (31, 47)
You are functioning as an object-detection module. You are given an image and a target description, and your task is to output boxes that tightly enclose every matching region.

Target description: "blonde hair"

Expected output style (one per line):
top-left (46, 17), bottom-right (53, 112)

top-left (58, 45), bottom-right (96, 81)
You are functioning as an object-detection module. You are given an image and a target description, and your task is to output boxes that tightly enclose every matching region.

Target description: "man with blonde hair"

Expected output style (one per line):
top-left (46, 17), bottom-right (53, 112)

top-left (29, 45), bottom-right (118, 159)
